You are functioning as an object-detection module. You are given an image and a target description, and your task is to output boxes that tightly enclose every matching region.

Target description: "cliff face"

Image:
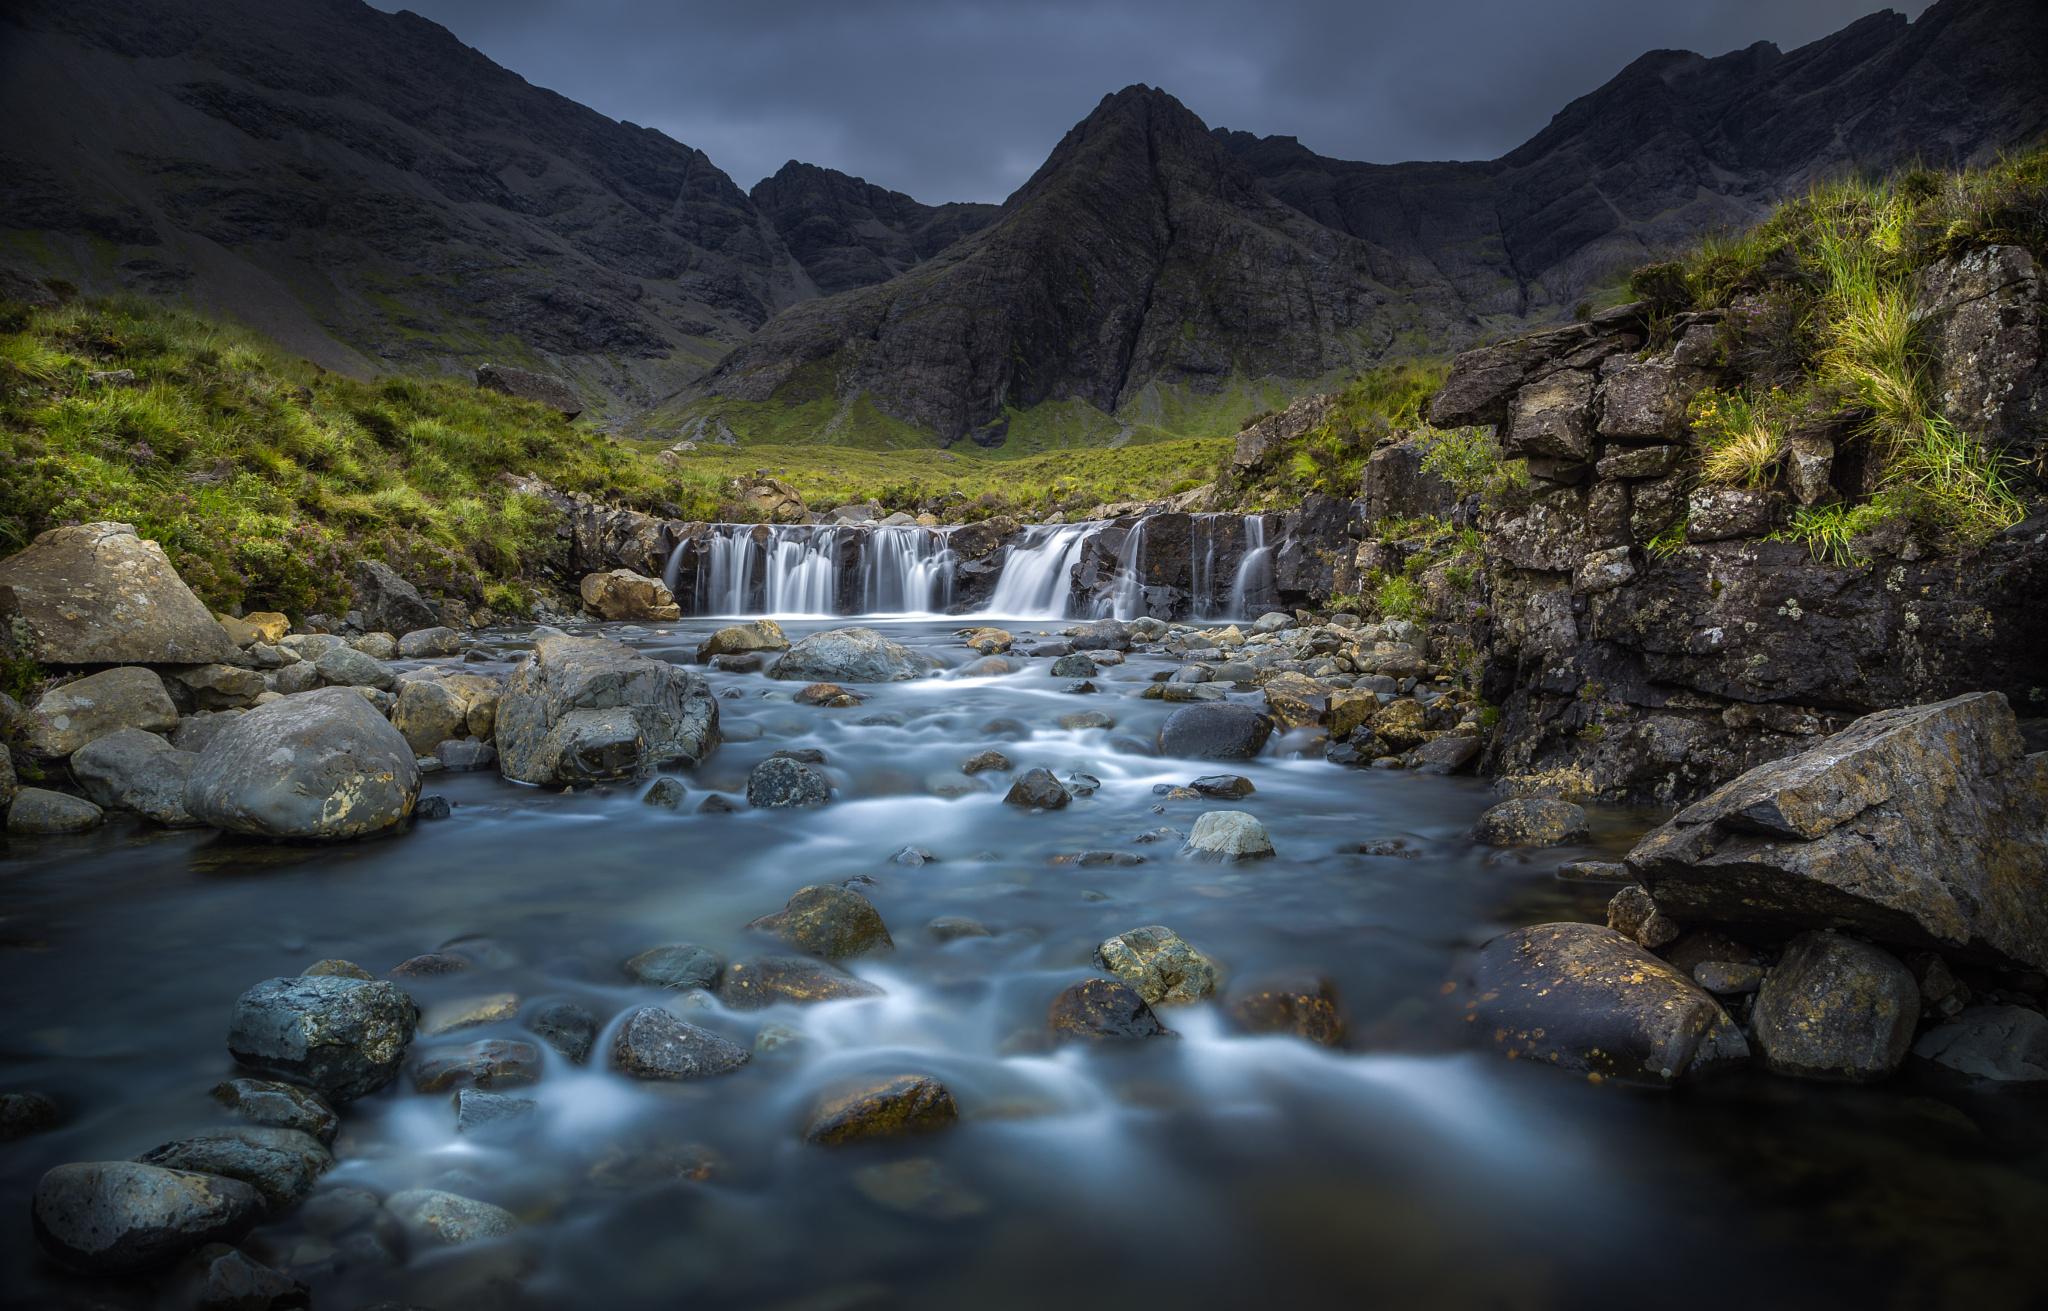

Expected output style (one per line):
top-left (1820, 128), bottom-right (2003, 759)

top-left (0, 0), bottom-right (815, 406)
top-left (749, 162), bottom-right (1000, 297)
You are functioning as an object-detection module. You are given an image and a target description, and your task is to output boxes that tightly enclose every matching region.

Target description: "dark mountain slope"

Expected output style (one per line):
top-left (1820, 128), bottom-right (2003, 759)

top-left (0, 0), bottom-right (815, 408)
top-left (749, 162), bottom-right (1000, 296)
top-left (693, 86), bottom-right (1445, 445)
top-left (1224, 0), bottom-right (2048, 319)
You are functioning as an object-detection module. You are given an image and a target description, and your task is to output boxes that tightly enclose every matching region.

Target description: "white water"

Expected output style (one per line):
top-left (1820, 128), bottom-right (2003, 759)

top-left (860, 526), bottom-right (955, 614)
top-left (1098, 518), bottom-right (1149, 621)
top-left (683, 524), bottom-right (842, 617)
top-left (981, 523), bottom-right (1097, 618)
top-left (1228, 516), bottom-right (1274, 617)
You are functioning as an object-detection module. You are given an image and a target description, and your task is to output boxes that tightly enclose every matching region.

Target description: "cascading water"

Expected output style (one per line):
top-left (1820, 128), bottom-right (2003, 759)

top-left (1098, 518), bottom-right (1149, 620)
top-left (681, 524), bottom-right (841, 617)
top-left (1227, 515), bottom-right (1274, 618)
top-left (859, 525), bottom-right (955, 614)
top-left (981, 523), bottom-right (1096, 617)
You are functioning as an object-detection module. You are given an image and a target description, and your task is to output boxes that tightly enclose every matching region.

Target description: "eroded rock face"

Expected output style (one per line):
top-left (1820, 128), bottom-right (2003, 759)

top-left (186, 688), bottom-right (420, 839)
top-left (1628, 693), bottom-right (2048, 973)
top-left (1466, 922), bottom-right (1748, 1086)
top-left (227, 975), bottom-right (417, 1102)
top-left (1913, 244), bottom-right (2043, 468)
top-left (33, 1162), bottom-right (263, 1274)
top-left (496, 630), bottom-right (718, 786)
top-left (0, 522), bottom-right (237, 666)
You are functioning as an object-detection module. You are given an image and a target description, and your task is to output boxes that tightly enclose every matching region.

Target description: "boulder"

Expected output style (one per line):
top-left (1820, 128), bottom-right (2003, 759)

top-left (454, 1088), bottom-right (538, 1135)
top-left (210, 1078), bottom-right (338, 1145)
top-left (6, 787), bottom-right (104, 834)
top-left (717, 955), bottom-right (884, 1009)
top-left (1181, 810), bottom-right (1274, 860)
top-left (169, 1243), bottom-right (307, 1308)
top-left (1003, 767), bottom-right (1070, 810)
top-left (391, 678), bottom-right (468, 755)
top-left (1473, 798), bottom-right (1588, 847)
top-left (476, 362), bottom-right (581, 419)
top-left (68, 728), bottom-right (200, 826)
top-left (804, 1074), bottom-right (958, 1146)
top-left (165, 662), bottom-right (268, 710)
top-left (1226, 973), bottom-right (1344, 1046)
top-left (769, 627), bottom-right (938, 683)
top-left (1912, 1005), bottom-right (2048, 1082)
top-left (1156, 702), bottom-right (1273, 759)
top-left (1751, 931), bottom-right (1919, 1082)
top-left (23, 666), bottom-right (178, 758)
top-left (0, 522), bottom-right (237, 665)
top-left (580, 569), bottom-right (681, 621)
top-left (1095, 925), bottom-right (1219, 1004)
top-left (751, 885), bottom-right (892, 960)
top-left (186, 689), bottom-right (420, 839)
top-left (495, 630), bottom-right (719, 786)
top-left (313, 645), bottom-right (395, 691)
top-left (384, 1188), bottom-right (518, 1246)
top-left (1466, 922), bottom-right (1748, 1085)
top-left (624, 943), bottom-right (724, 991)
top-left (608, 1006), bottom-right (750, 1080)
top-left (227, 975), bottom-right (418, 1102)
top-left (697, 619), bottom-right (788, 662)
top-left (349, 561), bottom-right (439, 637)
top-left (32, 1162), bottom-right (262, 1274)
top-left (727, 474), bottom-right (806, 523)
top-left (136, 1127), bottom-right (331, 1212)
top-left (1628, 693), bottom-right (2048, 972)
top-left (397, 626), bottom-right (462, 658)
top-left (1047, 978), bottom-right (1174, 1040)
top-left (527, 1000), bottom-right (598, 1063)
top-left (746, 756), bottom-right (831, 808)
top-left (1362, 433), bottom-right (1459, 524)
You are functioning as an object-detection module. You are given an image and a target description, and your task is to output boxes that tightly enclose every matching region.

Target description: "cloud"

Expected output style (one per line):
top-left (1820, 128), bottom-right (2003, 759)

top-left (371, 0), bottom-right (1930, 203)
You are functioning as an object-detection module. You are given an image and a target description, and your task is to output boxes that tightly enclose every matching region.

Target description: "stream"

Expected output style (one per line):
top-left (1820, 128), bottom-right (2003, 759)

top-left (3, 615), bottom-right (2045, 1309)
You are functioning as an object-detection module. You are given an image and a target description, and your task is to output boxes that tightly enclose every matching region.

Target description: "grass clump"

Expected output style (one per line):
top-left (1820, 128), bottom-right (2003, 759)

top-left (1229, 360), bottom-right (1447, 506)
top-left (1687, 386), bottom-right (1792, 488)
top-left (1417, 424), bottom-right (1530, 506)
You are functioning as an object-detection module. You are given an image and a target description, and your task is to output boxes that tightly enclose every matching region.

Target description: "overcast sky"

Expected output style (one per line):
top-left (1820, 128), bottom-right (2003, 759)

top-left (371, 0), bottom-right (1931, 204)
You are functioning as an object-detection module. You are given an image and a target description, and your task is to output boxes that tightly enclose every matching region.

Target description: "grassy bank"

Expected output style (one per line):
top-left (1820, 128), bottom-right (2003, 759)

top-left (0, 295), bottom-right (1232, 616)
top-left (1634, 145), bottom-right (2045, 553)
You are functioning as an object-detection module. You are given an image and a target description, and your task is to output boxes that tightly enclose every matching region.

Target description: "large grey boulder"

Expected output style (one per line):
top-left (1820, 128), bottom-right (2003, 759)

top-left (0, 522), bottom-right (237, 666)
top-left (314, 645), bottom-right (395, 691)
top-left (1156, 702), bottom-right (1273, 759)
top-left (227, 975), bottom-right (418, 1102)
top-left (1751, 931), bottom-right (1919, 1082)
top-left (23, 666), bottom-right (179, 758)
top-left (476, 362), bottom-right (582, 419)
top-left (186, 689), bottom-right (421, 839)
top-left (495, 630), bottom-right (719, 786)
top-left (6, 787), bottom-right (103, 834)
top-left (1467, 922), bottom-right (1748, 1086)
top-left (769, 627), bottom-right (938, 683)
top-left (32, 1162), bottom-right (263, 1274)
top-left (349, 560), bottom-right (438, 638)
top-left (69, 728), bottom-right (201, 826)
top-left (1628, 693), bottom-right (2048, 973)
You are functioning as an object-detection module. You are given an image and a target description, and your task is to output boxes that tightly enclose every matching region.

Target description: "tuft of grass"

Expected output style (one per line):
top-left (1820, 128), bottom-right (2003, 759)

top-left (1688, 387), bottom-right (1788, 488)
top-left (1371, 571), bottom-right (1425, 620)
top-left (1227, 360), bottom-right (1448, 506)
top-left (1417, 424), bottom-right (1529, 505)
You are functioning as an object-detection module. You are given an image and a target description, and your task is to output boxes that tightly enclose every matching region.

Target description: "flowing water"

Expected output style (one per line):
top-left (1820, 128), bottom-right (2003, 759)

top-left (3, 617), bottom-right (2045, 1310)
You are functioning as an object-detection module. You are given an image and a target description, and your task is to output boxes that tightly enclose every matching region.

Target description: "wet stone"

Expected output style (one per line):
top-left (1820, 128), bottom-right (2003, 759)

top-left (527, 1000), bottom-right (599, 1063)
top-left (928, 916), bottom-right (993, 942)
top-left (137, 1127), bottom-right (332, 1213)
top-left (643, 777), bottom-right (687, 808)
top-left (1095, 925), bottom-right (1220, 1004)
top-left (454, 1089), bottom-right (538, 1135)
top-left (1752, 931), bottom-right (1919, 1082)
top-left (383, 1189), bottom-right (517, 1246)
top-left (1188, 774), bottom-right (1254, 799)
top-left (1226, 973), bottom-right (1345, 1046)
top-left (0, 1091), bottom-right (61, 1141)
top-left (1182, 810), bottom-right (1274, 861)
top-left (624, 943), bottom-right (725, 991)
top-left (33, 1162), bottom-right (264, 1275)
top-left (1004, 767), bottom-right (1071, 810)
top-left (210, 1079), bottom-right (339, 1146)
top-left (227, 975), bottom-right (417, 1103)
top-left (1047, 978), bottom-right (1175, 1041)
top-left (750, 884), bottom-right (893, 960)
top-left (803, 1073), bottom-right (959, 1146)
top-left (609, 1005), bottom-right (751, 1080)
top-left (410, 1039), bottom-right (543, 1092)
top-left (1472, 798), bottom-right (1589, 847)
top-left (717, 956), bottom-right (885, 1009)
top-left (747, 755), bottom-right (832, 808)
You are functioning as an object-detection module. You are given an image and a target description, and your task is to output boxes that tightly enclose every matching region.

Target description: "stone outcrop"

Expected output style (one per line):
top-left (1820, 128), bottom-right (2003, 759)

top-left (475, 364), bottom-right (582, 419)
top-left (1627, 693), bottom-right (2048, 972)
top-left (0, 523), bottom-right (237, 666)
top-left (495, 629), bottom-right (719, 785)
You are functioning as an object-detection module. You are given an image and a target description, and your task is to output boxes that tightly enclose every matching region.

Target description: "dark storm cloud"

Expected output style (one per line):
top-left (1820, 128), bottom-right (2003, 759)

top-left (371, 0), bottom-right (1933, 203)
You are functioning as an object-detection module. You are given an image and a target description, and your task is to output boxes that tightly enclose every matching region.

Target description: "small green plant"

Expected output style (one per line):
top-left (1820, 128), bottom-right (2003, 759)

top-left (0, 651), bottom-right (46, 704)
top-left (1647, 517), bottom-right (1689, 558)
top-left (1687, 386), bottom-right (1789, 488)
top-left (1372, 571), bottom-right (1426, 620)
top-left (1417, 425), bottom-right (1528, 505)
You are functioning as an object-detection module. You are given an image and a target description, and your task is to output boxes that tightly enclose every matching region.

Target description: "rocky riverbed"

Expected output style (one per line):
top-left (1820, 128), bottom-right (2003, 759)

top-left (1, 521), bottom-right (2046, 1309)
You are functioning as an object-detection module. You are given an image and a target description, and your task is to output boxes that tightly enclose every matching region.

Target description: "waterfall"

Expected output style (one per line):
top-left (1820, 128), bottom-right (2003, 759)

top-left (981, 524), bottom-right (1095, 618)
top-left (1227, 516), bottom-right (1274, 618)
top-left (675, 524), bottom-right (841, 616)
top-left (1190, 514), bottom-right (1228, 619)
top-left (859, 525), bottom-right (954, 614)
top-left (1098, 519), bottom-right (1149, 620)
